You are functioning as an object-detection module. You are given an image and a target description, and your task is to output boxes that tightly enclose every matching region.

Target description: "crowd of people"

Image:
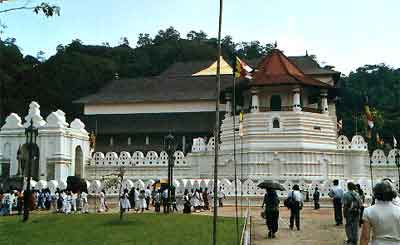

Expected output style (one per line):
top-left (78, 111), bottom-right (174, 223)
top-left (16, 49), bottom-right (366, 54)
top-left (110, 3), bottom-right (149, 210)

top-left (261, 178), bottom-right (400, 245)
top-left (0, 184), bottom-right (227, 217)
top-left (118, 185), bottom-right (223, 215)
top-left (0, 188), bottom-right (91, 216)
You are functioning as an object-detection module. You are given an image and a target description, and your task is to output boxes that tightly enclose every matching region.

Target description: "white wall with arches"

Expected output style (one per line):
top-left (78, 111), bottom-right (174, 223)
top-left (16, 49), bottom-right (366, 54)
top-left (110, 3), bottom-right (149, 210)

top-left (0, 101), bottom-right (90, 182)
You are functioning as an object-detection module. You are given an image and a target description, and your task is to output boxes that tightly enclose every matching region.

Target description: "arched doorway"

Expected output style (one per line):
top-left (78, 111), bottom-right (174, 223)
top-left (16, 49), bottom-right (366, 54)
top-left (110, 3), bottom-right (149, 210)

top-left (74, 146), bottom-right (83, 177)
top-left (20, 144), bottom-right (40, 181)
top-left (270, 95), bottom-right (282, 111)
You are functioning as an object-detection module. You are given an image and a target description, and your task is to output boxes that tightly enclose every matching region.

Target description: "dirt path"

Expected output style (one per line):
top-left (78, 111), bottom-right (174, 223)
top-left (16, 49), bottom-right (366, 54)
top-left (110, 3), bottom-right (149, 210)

top-left (251, 207), bottom-right (347, 245)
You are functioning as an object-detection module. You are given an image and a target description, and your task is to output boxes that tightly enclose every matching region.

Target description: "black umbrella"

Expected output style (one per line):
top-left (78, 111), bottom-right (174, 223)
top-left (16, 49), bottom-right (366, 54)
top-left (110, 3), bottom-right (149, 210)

top-left (257, 180), bottom-right (286, 191)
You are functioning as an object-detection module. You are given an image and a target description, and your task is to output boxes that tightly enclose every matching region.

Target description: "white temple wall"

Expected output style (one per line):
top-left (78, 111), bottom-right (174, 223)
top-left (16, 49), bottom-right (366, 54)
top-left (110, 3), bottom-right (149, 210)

top-left (0, 102), bottom-right (90, 182)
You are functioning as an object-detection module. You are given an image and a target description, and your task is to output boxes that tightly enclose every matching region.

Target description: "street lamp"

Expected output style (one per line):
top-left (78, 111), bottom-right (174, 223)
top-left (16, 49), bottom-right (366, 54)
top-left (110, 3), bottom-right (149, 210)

top-left (164, 133), bottom-right (176, 213)
top-left (395, 150), bottom-right (400, 193)
top-left (23, 120), bottom-right (38, 222)
top-left (118, 166), bottom-right (126, 220)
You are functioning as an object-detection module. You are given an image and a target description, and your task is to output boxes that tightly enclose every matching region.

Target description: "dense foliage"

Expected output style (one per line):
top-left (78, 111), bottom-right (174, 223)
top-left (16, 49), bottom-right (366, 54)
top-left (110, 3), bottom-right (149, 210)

top-left (0, 27), bottom-right (399, 148)
top-left (0, 27), bottom-right (273, 120)
top-left (337, 64), bottom-right (400, 150)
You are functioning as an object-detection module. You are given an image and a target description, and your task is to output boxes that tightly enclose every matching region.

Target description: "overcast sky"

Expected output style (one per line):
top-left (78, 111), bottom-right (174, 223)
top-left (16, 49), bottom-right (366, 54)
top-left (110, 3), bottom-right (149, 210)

top-left (1, 0), bottom-right (399, 74)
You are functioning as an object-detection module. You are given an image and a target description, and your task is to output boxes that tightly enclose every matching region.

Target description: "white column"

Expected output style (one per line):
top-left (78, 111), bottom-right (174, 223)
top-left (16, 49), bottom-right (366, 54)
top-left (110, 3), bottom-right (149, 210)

top-left (225, 93), bottom-right (232, 117)
top-left (292, 87), bottom-right (302, 112)
top-left (251, 88), bottom-right (259, 113)
top-left (320, 90), bottom-right (328, 114)
top-left (182, 136), bottom-right (186, 152)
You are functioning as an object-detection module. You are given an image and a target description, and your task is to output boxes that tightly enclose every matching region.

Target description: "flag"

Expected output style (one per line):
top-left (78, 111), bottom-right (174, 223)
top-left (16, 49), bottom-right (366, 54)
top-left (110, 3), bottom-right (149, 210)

top-left (394, 136), bottom-right (398, 148)
top-left (234, 57), bottom-right (253, 79)
top-left (364, 100), bottom-right (374, 139)
top-left (376, 133), bottom-right (384, 145)
top-left (364, 105), bottom-right (374, 129)
top-left (337, 119), bottom-right (343, 133)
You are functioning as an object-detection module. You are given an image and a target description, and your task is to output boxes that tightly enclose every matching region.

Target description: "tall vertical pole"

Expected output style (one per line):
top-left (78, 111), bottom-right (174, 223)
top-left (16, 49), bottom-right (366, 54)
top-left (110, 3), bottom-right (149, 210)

top-left (94, 118), bottom-right (98, 213)
top-left (168, 155), bottom-right (171, 213)
top-left (396, 149), bottom-right (400, 192)
top-left (23, 123), bottom-right (33, 222)
top-left (240, 131), bottom-right (243, 218)
top-left (213, 0), bottom-right (223, 244)
top-left (232, 75), bottom-right (239, 244)
top-left (369, 159), bottom-right (374, 194)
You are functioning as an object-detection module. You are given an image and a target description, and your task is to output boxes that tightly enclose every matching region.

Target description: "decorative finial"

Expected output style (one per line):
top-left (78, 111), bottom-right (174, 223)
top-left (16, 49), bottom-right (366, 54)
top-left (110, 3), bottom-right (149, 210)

top-left (274, 41), bottom-right (278, 49)
top-left (306, 50), bottom-right (308, 56)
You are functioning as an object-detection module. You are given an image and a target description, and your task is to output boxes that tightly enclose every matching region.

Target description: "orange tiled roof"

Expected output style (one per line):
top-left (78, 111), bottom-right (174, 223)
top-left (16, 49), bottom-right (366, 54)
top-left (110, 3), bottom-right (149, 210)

top-left (250, 49), bottom-right (332, 88)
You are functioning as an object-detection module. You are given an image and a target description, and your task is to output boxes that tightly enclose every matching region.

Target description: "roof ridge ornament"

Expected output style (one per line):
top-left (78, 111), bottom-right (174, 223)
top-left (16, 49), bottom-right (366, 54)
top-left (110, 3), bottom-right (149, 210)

top-left (274, 41), bottom-right (278, 49)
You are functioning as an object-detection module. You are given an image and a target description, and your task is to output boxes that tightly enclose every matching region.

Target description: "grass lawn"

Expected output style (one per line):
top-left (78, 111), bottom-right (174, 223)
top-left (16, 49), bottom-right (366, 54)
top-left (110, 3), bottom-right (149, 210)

top-left (0, 213), bottom-right (242, 245)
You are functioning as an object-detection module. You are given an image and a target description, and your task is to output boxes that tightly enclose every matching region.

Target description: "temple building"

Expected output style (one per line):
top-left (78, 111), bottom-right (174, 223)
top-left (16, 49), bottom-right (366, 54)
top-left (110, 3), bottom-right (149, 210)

top-left (75, 50), bottom-right (339, 154)
top-left (1, 49), bottom-right (399, 197)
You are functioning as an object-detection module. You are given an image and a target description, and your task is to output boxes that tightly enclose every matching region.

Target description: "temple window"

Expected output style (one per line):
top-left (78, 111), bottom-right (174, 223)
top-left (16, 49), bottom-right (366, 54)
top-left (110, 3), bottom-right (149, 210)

top-left (272, 118), bottom-right (280, 128)
top-left (270, 95), bottom-right (282, 111)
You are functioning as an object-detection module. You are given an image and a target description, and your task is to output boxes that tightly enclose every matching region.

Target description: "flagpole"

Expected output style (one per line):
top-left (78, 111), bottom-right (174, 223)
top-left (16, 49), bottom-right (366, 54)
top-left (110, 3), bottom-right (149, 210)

top-left (232, 71), bottom-right (239, 245)
top-left (213, 0), bottom-right (223, 244)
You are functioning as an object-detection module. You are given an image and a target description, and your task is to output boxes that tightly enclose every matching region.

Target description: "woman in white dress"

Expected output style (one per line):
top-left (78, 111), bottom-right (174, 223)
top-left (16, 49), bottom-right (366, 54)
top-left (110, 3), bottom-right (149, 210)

top-left (134, 188), bottom-right (140, 211)
top-left (189, 189), bottom-right (195, 211)
top-left (120, 189), bottom-right (131, 213)
top-left (98, 189), bottom-right (107, 212)
top-left (199, 188), bottom-right (205, 212)
top-left (80, 191), bottom-right (89, 214)
top-left (71, 192), bottom-right (77, 213)
top-left (64, 191), bottom-right (72, 214)
top-left (138, 190), bottom-right (147, 213)
top-left (194, 189), bottom-right (201, 213)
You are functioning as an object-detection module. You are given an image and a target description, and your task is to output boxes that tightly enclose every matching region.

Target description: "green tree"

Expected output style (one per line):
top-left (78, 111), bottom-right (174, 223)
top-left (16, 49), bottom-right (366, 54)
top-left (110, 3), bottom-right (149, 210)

top-left (0, 1), bottom-right (60, 16)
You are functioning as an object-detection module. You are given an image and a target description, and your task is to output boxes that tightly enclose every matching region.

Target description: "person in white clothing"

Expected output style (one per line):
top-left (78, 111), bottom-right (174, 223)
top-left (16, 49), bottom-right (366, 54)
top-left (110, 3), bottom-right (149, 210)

top-left (120, 189), bottom-right (131, 213)
top-left (287, 184), bottom-right (303, 231)
top-left (193, 189), bottom-right (201, 212)
top-left (217, 187), bottom-right (225, 207)
top-left (71, 192), bottom-right (77, 213)
top-left (199, 188), bottom-right (204, 211)
top-left (98, 189), bottom-right (107, 212)
top-left (80, 192), bottom-right (89, 214)
top-left (61, 191), bottom-right (67, 213)
top-left (360, 181), bottom-right (400, 245)
top-left (64, 191), bottom-right (72, 214)
top-left (134, 188), bottom-right (140, 211)
top-left (189, 189), bottom-right (195, 211)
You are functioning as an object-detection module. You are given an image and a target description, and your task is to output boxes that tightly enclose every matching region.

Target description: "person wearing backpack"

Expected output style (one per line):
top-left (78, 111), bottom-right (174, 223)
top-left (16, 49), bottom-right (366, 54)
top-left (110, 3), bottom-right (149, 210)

top-left (286, 185), bottom-right (303, 231)
top-left (343, 182), bottom-right (362, 245)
